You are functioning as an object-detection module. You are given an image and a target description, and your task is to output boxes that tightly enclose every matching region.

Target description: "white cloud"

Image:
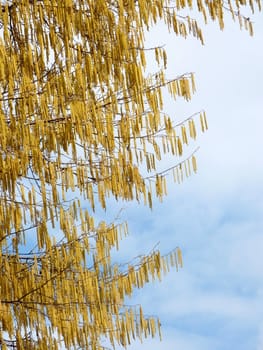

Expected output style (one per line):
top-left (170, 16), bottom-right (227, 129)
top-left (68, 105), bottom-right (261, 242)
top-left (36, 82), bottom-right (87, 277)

top-left (109, 9), bottom-right (263, 350)
top-left (120, 327), bottom-right (217, 350)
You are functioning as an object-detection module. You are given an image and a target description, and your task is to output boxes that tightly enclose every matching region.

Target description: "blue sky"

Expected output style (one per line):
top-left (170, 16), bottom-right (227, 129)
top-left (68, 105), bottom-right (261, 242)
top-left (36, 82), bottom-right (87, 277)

top-left (108, 9), bottom-right (263, 350)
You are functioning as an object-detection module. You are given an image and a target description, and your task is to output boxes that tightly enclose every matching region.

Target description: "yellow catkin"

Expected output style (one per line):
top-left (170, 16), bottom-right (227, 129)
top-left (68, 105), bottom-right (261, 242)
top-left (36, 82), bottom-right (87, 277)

top-left (192, 155), bottom-right (197, 172)
top-left (177, 136), bottom-right (183, 155)
top-left (203, 111), bottom-right (208, 130)
top-left (177, 247), bottom-right (183, 267)
top-left (200, 112), bottom-right (205, 132)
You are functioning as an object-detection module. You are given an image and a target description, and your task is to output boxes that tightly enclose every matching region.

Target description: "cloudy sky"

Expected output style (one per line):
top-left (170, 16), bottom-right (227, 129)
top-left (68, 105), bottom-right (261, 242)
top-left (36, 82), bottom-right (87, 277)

top-left (107, 8), bottom-right (263, 350)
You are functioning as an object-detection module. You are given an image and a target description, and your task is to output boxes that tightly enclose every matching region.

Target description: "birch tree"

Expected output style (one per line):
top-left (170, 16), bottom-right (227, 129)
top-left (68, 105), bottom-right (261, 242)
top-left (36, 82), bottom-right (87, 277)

top-left (0, 0), bottom-right (260, 349)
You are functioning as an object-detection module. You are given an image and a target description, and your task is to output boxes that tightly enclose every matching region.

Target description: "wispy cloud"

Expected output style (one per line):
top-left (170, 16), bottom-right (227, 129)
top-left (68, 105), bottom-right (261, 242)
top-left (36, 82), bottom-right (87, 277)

top-left (112, 11), bottom-right (263, 350)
